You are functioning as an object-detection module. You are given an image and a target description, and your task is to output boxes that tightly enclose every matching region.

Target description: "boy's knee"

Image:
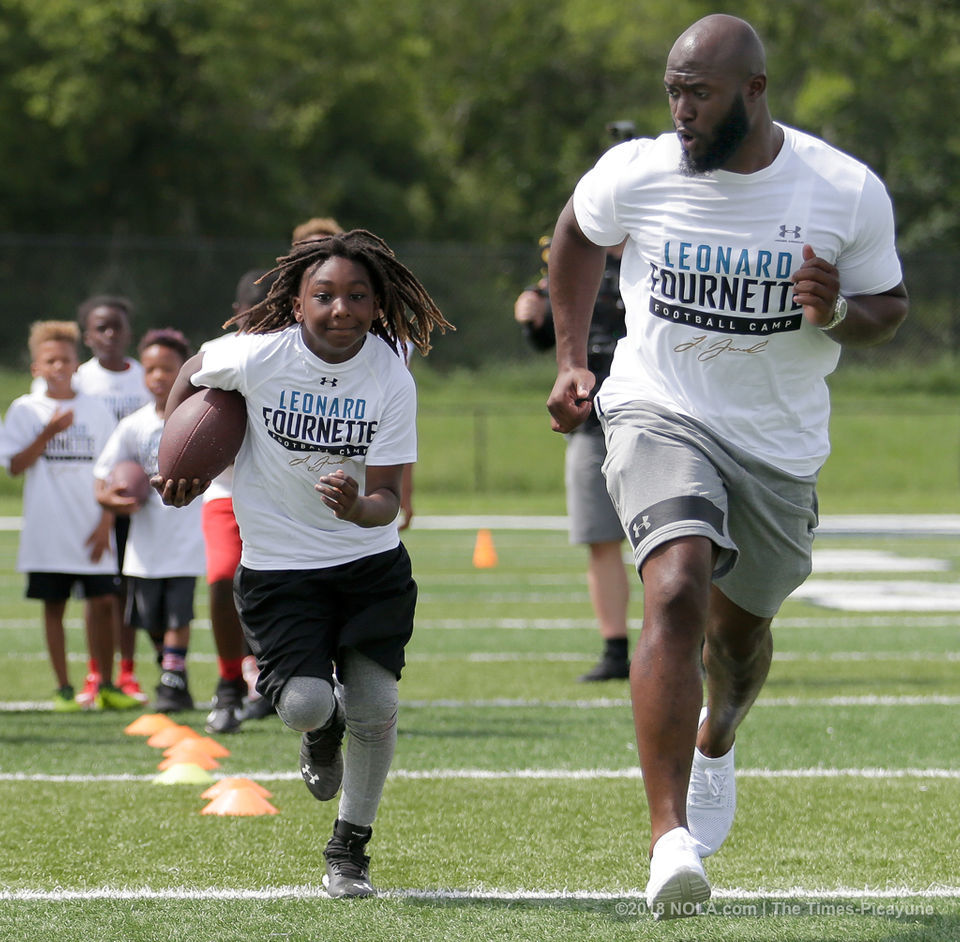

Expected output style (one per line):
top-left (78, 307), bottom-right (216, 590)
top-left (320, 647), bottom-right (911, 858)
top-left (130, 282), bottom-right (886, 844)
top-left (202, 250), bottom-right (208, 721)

top-left (276, 676), bottom-right (336, 731)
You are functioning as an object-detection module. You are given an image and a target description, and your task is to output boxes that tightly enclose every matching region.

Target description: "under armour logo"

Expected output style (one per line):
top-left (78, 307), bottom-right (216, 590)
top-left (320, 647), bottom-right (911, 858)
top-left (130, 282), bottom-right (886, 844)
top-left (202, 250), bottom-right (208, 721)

top-left (302, 765), bottom-right (319, 784)
top-left (318, 377), bottom-right (339, 387)
top-left (631, 516), bottom-right (651, 540)
top-left (778, 224), bottom-right (803, 241)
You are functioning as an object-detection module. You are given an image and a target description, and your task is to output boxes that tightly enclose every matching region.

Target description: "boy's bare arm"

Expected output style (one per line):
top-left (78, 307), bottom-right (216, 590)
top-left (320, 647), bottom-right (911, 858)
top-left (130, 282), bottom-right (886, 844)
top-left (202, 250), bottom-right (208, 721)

top-left (8, 408), bottom-right (74, 476)
top-left (85, 508), bottom-right (115, 563)
top-left (316, 465), bottom-right (405, 528)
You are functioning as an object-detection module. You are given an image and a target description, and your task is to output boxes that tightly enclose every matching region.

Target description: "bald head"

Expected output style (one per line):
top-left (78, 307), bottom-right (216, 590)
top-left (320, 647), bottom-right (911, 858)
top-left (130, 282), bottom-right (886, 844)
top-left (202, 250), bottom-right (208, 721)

top-left (668, 15), bottom-right (766, 82)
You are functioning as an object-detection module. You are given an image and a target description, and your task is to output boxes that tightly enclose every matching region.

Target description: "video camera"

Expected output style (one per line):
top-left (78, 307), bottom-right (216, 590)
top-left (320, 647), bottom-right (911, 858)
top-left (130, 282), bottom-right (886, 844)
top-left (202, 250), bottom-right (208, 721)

top-left (606, 120), bottom-right (637, 143)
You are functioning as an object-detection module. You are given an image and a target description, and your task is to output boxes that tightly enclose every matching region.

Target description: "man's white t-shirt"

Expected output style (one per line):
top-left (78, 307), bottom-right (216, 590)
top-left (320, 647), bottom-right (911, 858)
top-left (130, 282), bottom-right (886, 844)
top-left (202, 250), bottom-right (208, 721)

top-left (573, 124), bottom-right (903, 476)
top-left (93, 403), bottom-right (205, 579)
top-left (0, 392), bottom-right (118, 574)
top-left (193, 327), bottom-right (417, 570)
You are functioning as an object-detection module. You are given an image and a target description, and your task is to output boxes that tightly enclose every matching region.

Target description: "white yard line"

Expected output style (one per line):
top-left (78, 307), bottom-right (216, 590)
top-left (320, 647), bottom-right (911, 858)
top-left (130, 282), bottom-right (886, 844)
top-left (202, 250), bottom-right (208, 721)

top-left (2, 766), bottom-right (959, 784)
top-left (3, 693), bottom-right (960, 712)
top-left (1, 884), bottom-right (958, 903)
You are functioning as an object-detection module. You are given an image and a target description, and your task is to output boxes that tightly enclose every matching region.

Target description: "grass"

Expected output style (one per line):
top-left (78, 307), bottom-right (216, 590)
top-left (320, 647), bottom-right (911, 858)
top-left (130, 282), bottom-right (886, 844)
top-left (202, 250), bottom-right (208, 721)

top-left (0, 360), bottom-right (958, 938)
top-left (0, 523), bottom-right (959, 940)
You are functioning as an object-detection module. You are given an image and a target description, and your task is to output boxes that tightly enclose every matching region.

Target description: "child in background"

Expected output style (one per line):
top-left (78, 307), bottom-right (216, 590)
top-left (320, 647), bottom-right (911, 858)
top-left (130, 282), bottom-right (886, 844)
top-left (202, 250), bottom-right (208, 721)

top-left (74, 296), bottom-right (152, 705)
top-left (203, 269), bottom-right (278, 734)
top-left (0, 322), bottom-right (136, 710)
top-left (94, 329), bottom-right (205, 713)
top-left (157, 230), bottom-right (451, 897)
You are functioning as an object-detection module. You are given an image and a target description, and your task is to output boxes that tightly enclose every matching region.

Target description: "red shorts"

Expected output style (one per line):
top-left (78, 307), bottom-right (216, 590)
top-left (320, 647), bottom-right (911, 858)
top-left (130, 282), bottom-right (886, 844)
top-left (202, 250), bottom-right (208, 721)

top-left (202, 497), bottom-right (242, 584)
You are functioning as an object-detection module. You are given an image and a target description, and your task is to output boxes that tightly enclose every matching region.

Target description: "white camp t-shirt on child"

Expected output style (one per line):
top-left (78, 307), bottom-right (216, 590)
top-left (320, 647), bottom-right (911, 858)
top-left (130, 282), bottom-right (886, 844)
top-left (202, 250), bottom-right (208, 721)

top-left (75, 357), bottom-right (151, 422)
top-left (193, 327), bottom-right (417, 570)
top-left (0, 392), bottom-right (118, 574)
top-left (93, 403), bottom-right (205, 579)
top-left (574, 123), bottom-right (903, 476)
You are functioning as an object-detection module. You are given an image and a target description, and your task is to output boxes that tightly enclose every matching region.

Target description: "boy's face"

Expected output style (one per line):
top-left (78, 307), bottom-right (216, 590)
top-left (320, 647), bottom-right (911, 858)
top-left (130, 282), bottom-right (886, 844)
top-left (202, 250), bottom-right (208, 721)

top-left (291, 256), bottom-right (379, 363)
top-left (140, 343), bottom-right (184, 405)
top-left (31, 340), bottom-right (78, 395)
top-left (83, 305), bottom-right (132, 364)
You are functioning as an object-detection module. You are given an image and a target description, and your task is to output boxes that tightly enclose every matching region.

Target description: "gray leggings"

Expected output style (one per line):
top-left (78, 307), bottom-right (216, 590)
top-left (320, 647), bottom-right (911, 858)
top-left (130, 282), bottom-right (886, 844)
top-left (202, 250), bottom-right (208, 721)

top-left (277, 649), bottom-right (399, 828)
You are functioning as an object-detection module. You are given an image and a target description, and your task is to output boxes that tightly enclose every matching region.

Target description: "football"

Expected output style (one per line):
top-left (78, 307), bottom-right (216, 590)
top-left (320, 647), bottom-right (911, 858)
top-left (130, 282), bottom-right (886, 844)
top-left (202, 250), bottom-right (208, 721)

top-left (109, 459), bottom-right (152, 504)
top-left (157, 388), bottom-right (247, 484)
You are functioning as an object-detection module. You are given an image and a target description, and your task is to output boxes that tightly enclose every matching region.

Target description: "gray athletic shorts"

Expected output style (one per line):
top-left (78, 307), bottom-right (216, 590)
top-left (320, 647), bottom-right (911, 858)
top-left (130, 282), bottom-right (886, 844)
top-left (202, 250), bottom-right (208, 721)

top-left (599, 401), bottom-right (819, 617)
top-left (564, 429), bottom-right (626, 545)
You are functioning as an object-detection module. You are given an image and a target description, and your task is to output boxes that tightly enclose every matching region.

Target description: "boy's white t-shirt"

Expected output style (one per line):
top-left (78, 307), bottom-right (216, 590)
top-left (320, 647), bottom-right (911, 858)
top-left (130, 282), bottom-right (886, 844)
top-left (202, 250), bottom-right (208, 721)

top-left (0, 392), bottom-right (118, 574)
top-left (30, 357), bottom-right (151, 422)
top-left (75, 357), bottom-right (151, 422)
top-left (573, 124), bottom-right (903, 476)
top-left (193, 327), bottom-right (417, 570)
top-left (93, 403), bottom-right (205, 579)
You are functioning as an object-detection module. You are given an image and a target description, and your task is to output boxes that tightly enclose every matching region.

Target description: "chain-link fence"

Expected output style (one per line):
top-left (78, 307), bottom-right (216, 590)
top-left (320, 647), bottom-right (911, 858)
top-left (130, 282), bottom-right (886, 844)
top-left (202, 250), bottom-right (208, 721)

top-left (0, 234), bottom-right (954, 372)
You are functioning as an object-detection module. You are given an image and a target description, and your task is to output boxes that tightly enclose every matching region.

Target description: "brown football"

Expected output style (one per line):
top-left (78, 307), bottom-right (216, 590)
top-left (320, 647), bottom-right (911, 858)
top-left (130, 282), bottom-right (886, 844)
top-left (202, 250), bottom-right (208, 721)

top-left (109, 459), bottom-right (152, 504)
top-left (157, 388), bottom-right (247, 483)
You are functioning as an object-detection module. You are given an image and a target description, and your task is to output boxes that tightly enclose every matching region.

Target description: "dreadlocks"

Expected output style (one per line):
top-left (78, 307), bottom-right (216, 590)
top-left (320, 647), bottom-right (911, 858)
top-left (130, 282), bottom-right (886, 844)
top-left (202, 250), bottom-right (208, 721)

top-left (225, 229), bottom-right (453, 357)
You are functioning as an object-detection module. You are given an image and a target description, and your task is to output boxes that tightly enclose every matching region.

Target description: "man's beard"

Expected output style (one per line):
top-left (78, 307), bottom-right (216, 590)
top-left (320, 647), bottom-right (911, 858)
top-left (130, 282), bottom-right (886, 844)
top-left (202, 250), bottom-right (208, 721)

top-left (680, 94), bottom-right (749, 176)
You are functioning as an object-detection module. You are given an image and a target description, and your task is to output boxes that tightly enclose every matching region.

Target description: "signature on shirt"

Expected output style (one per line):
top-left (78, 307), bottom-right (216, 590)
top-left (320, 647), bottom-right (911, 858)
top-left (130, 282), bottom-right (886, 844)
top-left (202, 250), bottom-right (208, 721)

top-left (674, 335), bottom-right (769, 361)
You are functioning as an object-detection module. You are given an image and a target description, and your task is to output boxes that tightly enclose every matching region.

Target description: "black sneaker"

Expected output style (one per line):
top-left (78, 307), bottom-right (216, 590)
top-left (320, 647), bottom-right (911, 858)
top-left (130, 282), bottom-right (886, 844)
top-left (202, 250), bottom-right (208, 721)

top-left (237, 694), bottom-right (276, 722)
top-left (299, 698), bottom-right (345, 801)
top-left (323, 819), bottom-right (376, 898)
top-left (205, 676), bottom-right (247, 734)
top-left (577, 655), bottom-right (630, 682)
top-left (154, 669), bottom-right (195, 713)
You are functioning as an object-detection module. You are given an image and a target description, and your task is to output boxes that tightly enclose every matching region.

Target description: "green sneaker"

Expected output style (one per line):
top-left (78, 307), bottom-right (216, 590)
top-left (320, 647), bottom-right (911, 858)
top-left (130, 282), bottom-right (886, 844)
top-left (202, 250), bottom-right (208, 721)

top-left (52, 685), bottom-right (81, 713)
top-left (95, 683), bottom-right (141, 711)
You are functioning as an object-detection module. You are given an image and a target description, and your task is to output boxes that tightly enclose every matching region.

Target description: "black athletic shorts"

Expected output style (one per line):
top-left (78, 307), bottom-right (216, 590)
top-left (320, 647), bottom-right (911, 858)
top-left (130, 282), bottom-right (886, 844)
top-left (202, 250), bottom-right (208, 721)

top-left (234, 544), bottom-right (417, 706)
top-left (126, 576), bottom-right (196, 639)
top-left (26, 571), bottom-right (122, 602)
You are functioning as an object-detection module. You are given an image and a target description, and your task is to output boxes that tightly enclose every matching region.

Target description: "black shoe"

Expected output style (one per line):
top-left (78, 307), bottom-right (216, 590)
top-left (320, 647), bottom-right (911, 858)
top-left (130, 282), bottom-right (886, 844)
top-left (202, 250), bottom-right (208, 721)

top-left (323, 819), bottom-right (376, 898)
top-left (205, 676), bottom-right (247, 734)
top-left (237, 694), bottom-right (276, 722)
top-left (299, 698), bottom-right (345, 801)
top-left (154, 669), bottom-right (195, 712)
top-left (578, 656), bottom-right (630, 682)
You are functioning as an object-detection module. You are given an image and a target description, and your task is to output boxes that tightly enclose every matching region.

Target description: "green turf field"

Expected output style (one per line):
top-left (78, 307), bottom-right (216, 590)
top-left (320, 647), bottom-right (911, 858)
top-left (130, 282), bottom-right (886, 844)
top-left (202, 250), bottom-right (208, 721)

top-left (1, 524), bottom-right (958, 941)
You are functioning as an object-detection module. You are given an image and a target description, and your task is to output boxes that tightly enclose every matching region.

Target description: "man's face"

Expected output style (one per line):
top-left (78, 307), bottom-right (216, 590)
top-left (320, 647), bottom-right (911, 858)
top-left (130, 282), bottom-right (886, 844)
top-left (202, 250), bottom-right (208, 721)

top-left (665, 63), bottom-right (751, 176)
top-left (679, 92), bottom-right (749, 175)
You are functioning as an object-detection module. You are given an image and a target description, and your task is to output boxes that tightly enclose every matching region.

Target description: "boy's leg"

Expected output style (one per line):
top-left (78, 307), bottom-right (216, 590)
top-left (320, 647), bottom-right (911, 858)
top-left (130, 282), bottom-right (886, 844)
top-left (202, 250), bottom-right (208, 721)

top-left (85, 594), bottom-right (116, 687)
top-left (42, 599), bottom-right (70, 689)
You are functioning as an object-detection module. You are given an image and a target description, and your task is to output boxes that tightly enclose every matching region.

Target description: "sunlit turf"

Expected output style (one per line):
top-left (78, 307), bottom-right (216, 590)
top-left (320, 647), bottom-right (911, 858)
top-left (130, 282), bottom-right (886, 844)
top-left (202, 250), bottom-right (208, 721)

top-left (0, 525), bottom-right (958, 940)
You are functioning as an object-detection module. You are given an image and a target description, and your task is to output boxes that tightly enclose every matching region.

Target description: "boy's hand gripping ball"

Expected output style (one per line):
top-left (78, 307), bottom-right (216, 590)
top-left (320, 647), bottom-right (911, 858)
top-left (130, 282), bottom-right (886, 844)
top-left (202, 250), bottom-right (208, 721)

top-left (158, 388), bottom-right (247, 485)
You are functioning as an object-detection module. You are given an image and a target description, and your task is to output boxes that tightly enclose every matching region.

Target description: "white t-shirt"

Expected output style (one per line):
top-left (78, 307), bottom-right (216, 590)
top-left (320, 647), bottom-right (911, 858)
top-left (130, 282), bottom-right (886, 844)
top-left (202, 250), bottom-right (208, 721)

top-left (574, 124), bottom-right (903, 476)
top-left (93, 403), bottom-right (205, 579)
top-left (75, 357), bottom-right (151, 422)
top-left (193, 326), bottom-right (417, 570)
top-left (0, 392), bottom-right (118, 574)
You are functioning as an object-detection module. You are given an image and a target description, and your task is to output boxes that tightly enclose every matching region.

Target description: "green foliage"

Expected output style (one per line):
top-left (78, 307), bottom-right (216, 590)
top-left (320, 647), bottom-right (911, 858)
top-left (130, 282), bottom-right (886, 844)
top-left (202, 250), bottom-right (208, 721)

top-left (0, 0), bottom-right (958, 249)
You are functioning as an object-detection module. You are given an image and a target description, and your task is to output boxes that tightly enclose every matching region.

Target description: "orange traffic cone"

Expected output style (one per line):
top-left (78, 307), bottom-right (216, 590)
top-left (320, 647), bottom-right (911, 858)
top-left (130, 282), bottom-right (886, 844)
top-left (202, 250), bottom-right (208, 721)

top-left (201, 786), bottom-right (279, 816)
top-left (146, 724), bottom-right (203, 749)
top-left (473, 529), bottom-right (498, 568)
top-left (201, 778), bottom-right (273, 801)
top-left (124, 713), bottom-right (177, 736)
top-left (164, 736), bottom-right (230, 759)
top-left (157, 739), bottom-right (221, 771)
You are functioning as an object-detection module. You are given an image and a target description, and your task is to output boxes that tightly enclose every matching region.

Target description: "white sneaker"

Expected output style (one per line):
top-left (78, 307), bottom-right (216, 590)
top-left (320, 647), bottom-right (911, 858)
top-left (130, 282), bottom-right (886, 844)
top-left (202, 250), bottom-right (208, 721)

top-left (645, 827), bottom-right (711, 920)
top-left (687, 706), bottom-right (736, 857)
